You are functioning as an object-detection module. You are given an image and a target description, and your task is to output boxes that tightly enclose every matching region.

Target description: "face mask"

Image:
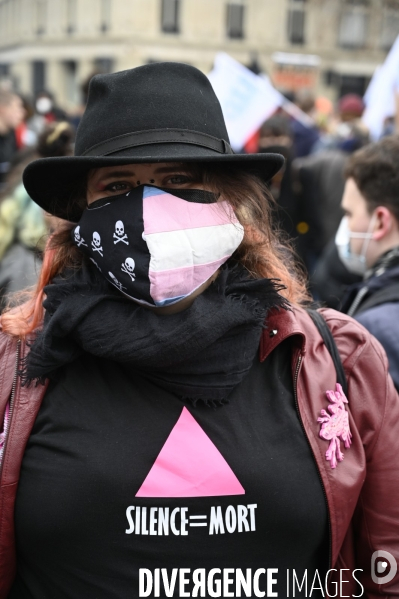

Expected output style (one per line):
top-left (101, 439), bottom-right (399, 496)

top-left (35, 97), bottom-right (53, 114)
top-left (335, 215), bottom-right (376, 276)
top-left (72, 185), bottom-right (244, 307)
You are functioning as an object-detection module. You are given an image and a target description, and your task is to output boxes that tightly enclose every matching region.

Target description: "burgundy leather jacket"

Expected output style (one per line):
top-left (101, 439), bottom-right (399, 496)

top-left (0, 307), bottom-right (398, 598)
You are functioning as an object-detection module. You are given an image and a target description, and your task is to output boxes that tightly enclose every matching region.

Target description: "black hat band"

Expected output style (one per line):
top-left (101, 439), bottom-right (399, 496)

top-left (82, 128), bottom-right (234, 157)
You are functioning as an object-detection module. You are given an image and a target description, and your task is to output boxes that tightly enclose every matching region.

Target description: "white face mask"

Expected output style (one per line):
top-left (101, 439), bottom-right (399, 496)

top-left (335, 215), bottom-right (376, 276)
top-left (35, 97), bottom-right (53, 115)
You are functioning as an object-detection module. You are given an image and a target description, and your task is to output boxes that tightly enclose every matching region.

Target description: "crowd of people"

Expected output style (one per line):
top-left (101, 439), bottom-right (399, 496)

top-left (0, 87), bottom-right (75, 309)
top-left (251, 92), bottom-right (399, 390)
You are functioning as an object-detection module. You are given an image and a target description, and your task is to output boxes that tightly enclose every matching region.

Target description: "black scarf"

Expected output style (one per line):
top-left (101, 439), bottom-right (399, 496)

top-left (24, 262), bottom-right (289, 405)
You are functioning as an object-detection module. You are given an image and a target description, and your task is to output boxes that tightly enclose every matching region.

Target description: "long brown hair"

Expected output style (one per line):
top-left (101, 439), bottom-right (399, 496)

top-left (1, 163), bottom-right (309, 337)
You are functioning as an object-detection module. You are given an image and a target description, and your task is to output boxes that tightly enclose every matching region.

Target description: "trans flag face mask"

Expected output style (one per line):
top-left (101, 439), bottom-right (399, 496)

top-left (72, 185), bottom-right (245, 307)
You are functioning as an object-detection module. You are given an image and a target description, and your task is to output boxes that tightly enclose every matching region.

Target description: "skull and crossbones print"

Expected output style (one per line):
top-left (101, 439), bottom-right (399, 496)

top-left (113, 220), bottom-right (129, 245)
top-left (91, 232), bottom-right (103, 256)
top-left (74, 226), bottom-right (88, 247)
top-left (121, 257), bottom-right (136, 281)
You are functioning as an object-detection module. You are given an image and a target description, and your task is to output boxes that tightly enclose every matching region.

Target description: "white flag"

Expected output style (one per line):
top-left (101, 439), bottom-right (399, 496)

top-left (208, 53), bottom-right (283, 151)
top-left (363, 35), bottom-right (399, 140)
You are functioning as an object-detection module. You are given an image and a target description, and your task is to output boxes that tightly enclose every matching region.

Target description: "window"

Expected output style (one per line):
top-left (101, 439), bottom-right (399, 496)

top-left (63, 60), bottom-right (78, 103)
top-left (0, 0), bottom-right (9, 40)
top-left (32, 61), bottom-right (46, 96)
top-left (226, 1), bottom-right (245, 39)
top-left (0, 64), bottom-right (10, 78)
top-left (287, 0), bottom-right (306, 45)
top-left (94, 57), bottom-right (114, 73)
top-left (161, 0), bottom-right (180, 34)
top-left (100, 0), bottom-right (111, 33)
top-left (35, 0), bottom-right (47, 35)
top-left (7, 0), bottom-right (16, 37)
top-left (338, 0), bottom-right (369, 49)
top-left (381, 0), bottom-right (399, 50)
top-left (339, 74), bottom-right (369, 98)
top-left (66, 0), bottom-right (77, 34)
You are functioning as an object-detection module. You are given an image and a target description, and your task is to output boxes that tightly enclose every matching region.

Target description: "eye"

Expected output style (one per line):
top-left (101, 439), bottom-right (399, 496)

top-left (164, 174), bottom-right (192, 185)
top-left (105, 181), bottom-right (131, 193)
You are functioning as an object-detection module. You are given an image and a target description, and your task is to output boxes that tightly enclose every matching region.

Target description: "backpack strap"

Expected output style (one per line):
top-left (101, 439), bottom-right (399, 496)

top-left (307, 309), bottom-right (348, 397)
top-left (353, 282), bottom-right (399, 316)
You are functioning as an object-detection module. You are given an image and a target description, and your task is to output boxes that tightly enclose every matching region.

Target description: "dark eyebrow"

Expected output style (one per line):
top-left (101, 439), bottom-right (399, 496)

top-left (96, 170), bottom-right (137, 181)
top-left (152, 165), bottom-right (188, 174)
top-left (95, 165), bottom-right (188, 182)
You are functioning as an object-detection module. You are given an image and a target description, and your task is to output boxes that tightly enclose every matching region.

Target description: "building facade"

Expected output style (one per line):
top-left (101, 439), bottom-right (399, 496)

top-left (0, 0), bottom-right (398, 109)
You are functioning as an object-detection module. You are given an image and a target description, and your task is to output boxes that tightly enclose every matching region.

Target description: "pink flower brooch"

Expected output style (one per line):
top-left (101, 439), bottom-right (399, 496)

top-left (318, 383), bottom-right (352, 469)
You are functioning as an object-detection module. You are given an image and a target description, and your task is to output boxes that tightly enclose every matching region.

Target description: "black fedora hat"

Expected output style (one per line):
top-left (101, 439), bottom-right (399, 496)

top-left (23, 62), bottom-right (284, 221)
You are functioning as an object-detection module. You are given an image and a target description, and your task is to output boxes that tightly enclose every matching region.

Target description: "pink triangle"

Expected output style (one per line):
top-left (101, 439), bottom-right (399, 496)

top-left (136, 407), bottom-right (245, 497)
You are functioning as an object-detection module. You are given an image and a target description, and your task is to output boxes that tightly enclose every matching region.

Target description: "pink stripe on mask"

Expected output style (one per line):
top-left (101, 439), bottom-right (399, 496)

top-left (149, 256), bottom-right (230, 303)
top-left (143, 193), bottom-right (239, 235)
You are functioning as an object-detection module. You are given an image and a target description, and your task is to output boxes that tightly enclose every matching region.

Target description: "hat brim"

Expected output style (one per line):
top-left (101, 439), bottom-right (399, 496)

top-left (23, 146), bottom-right (285, 222)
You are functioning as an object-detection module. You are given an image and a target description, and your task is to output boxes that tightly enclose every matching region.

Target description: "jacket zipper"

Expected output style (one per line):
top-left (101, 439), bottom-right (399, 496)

top-left (293, 352), bottom-right (333, 571)
top-left (347, 286), bottom-right (369, 317)
top-left (0, 339), bottom-right (21, 479)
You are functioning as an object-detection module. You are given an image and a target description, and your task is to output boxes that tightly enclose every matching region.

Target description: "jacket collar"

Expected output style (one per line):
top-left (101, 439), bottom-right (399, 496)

top-left (260, 307), bottom-right (306, 362)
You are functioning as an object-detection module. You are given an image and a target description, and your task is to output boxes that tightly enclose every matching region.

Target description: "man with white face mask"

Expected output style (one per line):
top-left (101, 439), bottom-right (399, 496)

top-left (339, 137), bottom-right (399, 390)
top-left (30, 91), bottom-right (68, 137)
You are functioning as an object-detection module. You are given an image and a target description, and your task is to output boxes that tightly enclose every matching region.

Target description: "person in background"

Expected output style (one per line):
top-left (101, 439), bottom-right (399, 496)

top-left (338, 94), bottom-right (365, 123)
top-left (339, 136), bottom-right (399, 390)
top-left (312, 93), bottom-right (365, 154)
top-left (15, 96), bottom-right (38, 149)
top-left (35, 90), bottom-right (68, 123)
top-left (0, 90), bottom-right (25, 191)
top-left (380, 116), bottom-right (396, 138)
top-left (294, 120), bottom-right (370, 304)
top-left (29, 90), bottom-right (68, 137)
top-left (257, 113), bottom-right (310, 269)
top-left (313, 96), bottom-right (334, 135)
top-left (290, 94), bottom-right (367, 278)
top-left (0, 121), bottom-right (74, 309)
top-left (290, 90), bottom-right (320, 158)
top-left (257, 114), bottom-right (297, 236)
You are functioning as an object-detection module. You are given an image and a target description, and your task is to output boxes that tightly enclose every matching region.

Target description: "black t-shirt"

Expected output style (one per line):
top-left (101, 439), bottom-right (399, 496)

top-left (10, 340), bottom-right (329, 598)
